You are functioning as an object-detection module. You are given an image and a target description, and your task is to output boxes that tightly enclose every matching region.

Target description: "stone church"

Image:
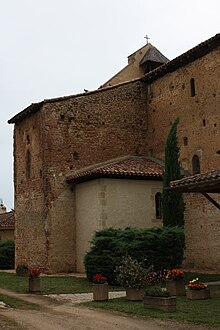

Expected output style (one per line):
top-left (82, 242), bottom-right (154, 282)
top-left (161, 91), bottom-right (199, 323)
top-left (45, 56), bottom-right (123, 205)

top-left (9, 34), bottom-right (220, 273)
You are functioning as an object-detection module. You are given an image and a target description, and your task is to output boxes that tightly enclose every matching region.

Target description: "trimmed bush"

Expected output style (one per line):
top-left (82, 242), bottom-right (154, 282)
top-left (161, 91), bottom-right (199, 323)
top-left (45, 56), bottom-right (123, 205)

top-left (0, 240), bottom-right (15, 269)
top-left (16, 264), bottom-right (29, 276)
top-left (84, 227), bottom-right (185, 284)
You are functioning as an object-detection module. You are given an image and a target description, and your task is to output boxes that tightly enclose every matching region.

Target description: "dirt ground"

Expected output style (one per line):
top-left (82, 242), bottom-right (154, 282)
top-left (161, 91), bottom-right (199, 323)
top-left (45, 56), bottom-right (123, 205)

top-left (0, 288), bottom-right (219, 330)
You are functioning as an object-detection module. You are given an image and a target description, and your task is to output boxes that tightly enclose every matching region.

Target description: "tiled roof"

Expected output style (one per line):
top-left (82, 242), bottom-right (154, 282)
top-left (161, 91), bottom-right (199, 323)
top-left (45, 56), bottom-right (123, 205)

top-left (66, 156), bottom-right (163, 184)
top-left (170, 169), bottom-right (220, 193)
top-left (8, 34), bottom-right (220, 124)
top-left (0, 211), bottom-right (15, 229)
top-left (142, 33), bottom-right (220, 84)
top-left (139, 46), bottom-right (169, 66)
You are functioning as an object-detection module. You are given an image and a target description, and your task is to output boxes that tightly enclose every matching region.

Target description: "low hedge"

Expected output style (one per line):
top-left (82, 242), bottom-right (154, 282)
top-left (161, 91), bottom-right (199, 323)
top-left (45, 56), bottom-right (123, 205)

top-left (0, 240), bottom-right (15, 269)
top-left (84, 226), bottom-right (184, 284)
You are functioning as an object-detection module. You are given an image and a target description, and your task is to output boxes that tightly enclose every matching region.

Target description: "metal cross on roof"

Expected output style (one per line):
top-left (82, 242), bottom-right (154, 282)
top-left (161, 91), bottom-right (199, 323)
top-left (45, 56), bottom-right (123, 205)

top-left (144, 35), bottom-right (150, 44)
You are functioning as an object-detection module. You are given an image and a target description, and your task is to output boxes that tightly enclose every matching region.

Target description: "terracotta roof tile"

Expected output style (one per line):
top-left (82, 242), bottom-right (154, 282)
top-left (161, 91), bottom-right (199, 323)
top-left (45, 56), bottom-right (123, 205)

top-left (66, 157), bottom-right (163, 184)
top-left (171, 169), bottom-right (220, 187)
top-left (170, 169), bottom-right (220, 193)
top-left (0, 211), bottom-right (15, 229)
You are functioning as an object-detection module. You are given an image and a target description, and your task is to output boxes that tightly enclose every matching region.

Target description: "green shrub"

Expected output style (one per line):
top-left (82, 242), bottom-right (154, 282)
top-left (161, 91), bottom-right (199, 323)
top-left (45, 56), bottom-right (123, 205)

top-left (16, 264), bottom-right (29, 276)
top-left (84, 226), bottom-right (185, 284)
top-left (145, 285), bottom-right (170, 297)
top-left (0, 240), bottom-right (15, 269)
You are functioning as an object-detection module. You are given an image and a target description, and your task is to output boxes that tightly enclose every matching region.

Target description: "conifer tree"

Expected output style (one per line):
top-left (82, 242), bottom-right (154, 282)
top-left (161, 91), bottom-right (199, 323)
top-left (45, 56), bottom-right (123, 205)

top-left (162, 118), bottom-right (184, 227)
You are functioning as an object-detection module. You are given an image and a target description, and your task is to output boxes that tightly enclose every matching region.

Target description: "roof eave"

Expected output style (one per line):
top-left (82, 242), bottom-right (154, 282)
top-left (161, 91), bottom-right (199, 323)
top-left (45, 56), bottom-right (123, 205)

top-left (67, 173), bottom-right (163, 184)
top-left (168, 178), bottom-right (220, 193)
top-left (8, 102), bottom-right (43, 124)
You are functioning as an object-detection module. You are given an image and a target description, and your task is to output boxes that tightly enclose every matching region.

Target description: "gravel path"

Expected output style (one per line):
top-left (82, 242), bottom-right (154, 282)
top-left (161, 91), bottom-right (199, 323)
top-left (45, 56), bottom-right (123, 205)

top-left (46, 291), bottom-right (126, 303)
top-left (0, 288), bottom-right (219, 330)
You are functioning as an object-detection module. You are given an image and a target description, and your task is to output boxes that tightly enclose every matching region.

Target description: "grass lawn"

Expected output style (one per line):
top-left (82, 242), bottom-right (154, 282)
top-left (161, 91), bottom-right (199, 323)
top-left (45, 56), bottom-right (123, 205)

top-left (0, 271), bottom-right (219, 295)
top-left (82, 295), bottom-right (220, 327)
top-left (0, 272), bottom-right (121, 294)
top-left (0, 271), bottom-right (220, 327)
top-left (0, 293), bottom-right (39, 309)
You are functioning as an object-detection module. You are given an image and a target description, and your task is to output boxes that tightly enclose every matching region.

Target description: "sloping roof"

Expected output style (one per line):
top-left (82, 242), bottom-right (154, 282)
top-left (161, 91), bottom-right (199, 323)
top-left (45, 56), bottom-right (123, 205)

top-left (139, 46), bottom-right (169, 66)
top-left (66, 156), bottom-right (163, 184)
top-left (142, 33), bottom-right (220, 84)
top-left (0, 211), bottom-right (15, 230)
top-left (8, 33), bottom-right (220, 125)
top-left (170, 169), bottom-right (220, 193)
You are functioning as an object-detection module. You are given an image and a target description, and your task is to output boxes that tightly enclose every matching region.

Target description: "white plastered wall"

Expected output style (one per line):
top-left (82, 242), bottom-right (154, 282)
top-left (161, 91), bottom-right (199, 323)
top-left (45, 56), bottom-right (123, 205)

top-left (75, 178), bottom-right (162, 272)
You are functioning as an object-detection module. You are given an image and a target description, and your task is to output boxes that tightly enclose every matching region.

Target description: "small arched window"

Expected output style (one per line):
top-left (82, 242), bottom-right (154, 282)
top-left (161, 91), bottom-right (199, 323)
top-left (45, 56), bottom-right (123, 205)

top-left (192, 155), bottom-right (200, 175)
top-left (26, 150), bottom-right (31, 179)
top-left (155, 192), bottom-right (162, 219)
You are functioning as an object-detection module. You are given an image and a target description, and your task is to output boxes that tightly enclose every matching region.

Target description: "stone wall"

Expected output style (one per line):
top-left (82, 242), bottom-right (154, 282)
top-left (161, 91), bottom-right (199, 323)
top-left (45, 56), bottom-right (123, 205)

top-left (146, 47), bottom-right (220, 272)
top-left (13, 111), bottom-right (48, 269)
top-left (14, 79), bottom-right (149, 273)
top-left (13, 45), bottom-right (220, 273)
top-left (146, 48), bottom-right (220, 172)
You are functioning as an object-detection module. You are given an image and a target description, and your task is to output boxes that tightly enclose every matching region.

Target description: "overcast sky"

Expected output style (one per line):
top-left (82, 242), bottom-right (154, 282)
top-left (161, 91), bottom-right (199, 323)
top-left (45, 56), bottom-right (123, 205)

top-left (0, 0), bottom-right (219, 210)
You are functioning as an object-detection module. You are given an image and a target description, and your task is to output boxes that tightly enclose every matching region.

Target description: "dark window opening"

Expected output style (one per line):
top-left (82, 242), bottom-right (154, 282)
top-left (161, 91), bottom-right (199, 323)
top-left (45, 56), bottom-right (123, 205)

top-left (26, 150), bottom-right (31, 179)
top-left (190, 78), bottom-right (196, 97)
top-left (73, 151), bottom-right (79, 160)
top-left (192, 155), bottom-right (200, 175)
top-left (203, 119), bottom-right (206, 127)
top-left (155, 192), bottom-right (162, 219)
top-left (183, 137), bottom-right (188, 146)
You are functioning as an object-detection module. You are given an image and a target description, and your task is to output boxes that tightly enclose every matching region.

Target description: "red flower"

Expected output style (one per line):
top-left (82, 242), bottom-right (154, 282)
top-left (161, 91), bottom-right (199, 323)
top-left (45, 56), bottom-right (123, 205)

top-left (92, 273), bottom-right (107, 284)
top-left (166, 269), bottom-right (184, 280)
top-left (29, 269), bottom-right (41, 278)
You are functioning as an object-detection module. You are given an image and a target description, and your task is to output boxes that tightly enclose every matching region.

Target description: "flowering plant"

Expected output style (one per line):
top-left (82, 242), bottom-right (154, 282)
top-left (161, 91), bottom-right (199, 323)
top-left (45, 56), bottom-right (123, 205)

top-left (115, 256), bottom-right (159, 289)
top-left (29, 269), bottom-right (41, 278)
top-left (187, 278), bottom-right (207, 290)
top-left (166, 269), bottom-right (184, 281)
top-left (92, 273), bottom-right (107, 284)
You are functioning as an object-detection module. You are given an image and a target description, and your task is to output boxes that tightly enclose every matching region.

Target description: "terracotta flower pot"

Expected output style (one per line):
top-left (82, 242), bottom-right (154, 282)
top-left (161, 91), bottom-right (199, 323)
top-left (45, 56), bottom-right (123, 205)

top-left (186, 288), bottom-right (210, 300)
top-left (143, 296), bottom-right (176, 312)
top-left (29, 277), bottom-right (41, 292)
top-left (93, 283), bottom-right (108, 301)
top-left (166, 280), bottom-right (186, 296)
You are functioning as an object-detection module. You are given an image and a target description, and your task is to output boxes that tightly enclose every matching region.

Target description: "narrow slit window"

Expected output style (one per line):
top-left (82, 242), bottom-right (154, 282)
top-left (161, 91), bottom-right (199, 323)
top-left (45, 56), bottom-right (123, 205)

top-left (192, 155), bottom-right (200, 175)
top-left (26, 150), bottom-right (31, 179)
top-left (155, 192), bottom-right (162, 219)
top-left (190, 78), bottom-right (196, 97)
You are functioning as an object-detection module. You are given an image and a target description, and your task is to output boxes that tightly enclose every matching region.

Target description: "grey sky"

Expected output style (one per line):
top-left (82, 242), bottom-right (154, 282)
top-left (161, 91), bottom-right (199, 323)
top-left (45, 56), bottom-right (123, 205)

top-left (0, 0), bottom-right (219, 210)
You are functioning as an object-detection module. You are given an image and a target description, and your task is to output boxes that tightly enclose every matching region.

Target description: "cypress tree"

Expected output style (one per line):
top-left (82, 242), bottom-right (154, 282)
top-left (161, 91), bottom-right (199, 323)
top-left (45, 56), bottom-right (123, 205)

top-left (162, 118), bottom-right (185, 227)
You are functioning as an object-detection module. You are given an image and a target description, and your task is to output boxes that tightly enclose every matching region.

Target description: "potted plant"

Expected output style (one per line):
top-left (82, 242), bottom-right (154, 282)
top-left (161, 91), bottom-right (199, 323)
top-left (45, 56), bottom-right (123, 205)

top-left (28, 268), bottom-right (41, 292)
top-left (143, 286), bottom-right (176, 312)
top-left (92, 273), bottom-right (108, 301)
top-left (115, 256), bottom-right (157, 301)
top-left (186, 278), bottom-right (210, 300)
top-left (165, 268), bottom-right (185, 296)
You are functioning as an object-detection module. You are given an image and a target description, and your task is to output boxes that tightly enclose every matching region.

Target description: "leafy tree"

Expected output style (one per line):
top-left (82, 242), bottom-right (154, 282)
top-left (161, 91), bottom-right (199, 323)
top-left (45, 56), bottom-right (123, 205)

top-left (162, 118), bottom-right (185, 227)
